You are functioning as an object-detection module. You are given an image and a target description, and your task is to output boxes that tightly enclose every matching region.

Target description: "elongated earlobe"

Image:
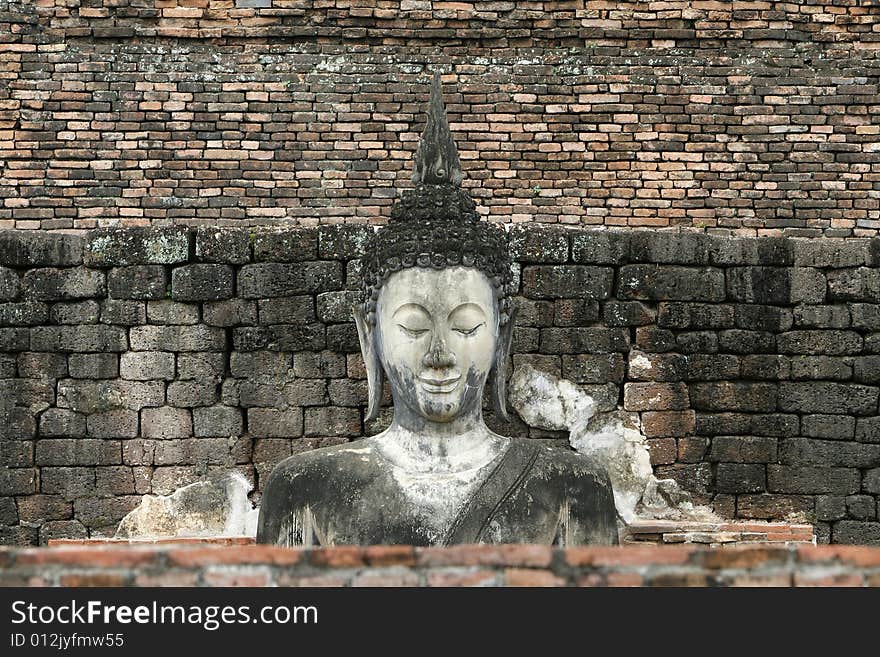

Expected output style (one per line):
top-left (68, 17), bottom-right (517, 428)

top-left (490, 305), bottom-right (517, 422)
top-left (353, 304), bottom-right (385, 423)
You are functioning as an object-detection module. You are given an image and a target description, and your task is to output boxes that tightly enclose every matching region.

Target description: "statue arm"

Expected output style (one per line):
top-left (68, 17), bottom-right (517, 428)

top-left (554, 468), bottom-right (620, 547)
top-left (256, 467), bottom-right (320, 547)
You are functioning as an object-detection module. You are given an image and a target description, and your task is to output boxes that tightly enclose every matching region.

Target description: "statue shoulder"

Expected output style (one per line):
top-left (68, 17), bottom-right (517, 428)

top-left (263, 439), bottom-right (383, 491)
top-left (527, 441), bottom-right (613, 488)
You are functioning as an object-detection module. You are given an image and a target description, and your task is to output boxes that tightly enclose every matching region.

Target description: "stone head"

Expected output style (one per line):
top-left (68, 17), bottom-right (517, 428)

top-left (353, 75), bottom-right (516, 427)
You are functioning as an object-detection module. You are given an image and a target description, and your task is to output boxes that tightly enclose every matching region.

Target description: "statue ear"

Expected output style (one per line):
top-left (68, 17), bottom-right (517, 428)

top-left (490, 304), bottom-right (517, 422)
top-left (353, 304), bottom-right (385, 423)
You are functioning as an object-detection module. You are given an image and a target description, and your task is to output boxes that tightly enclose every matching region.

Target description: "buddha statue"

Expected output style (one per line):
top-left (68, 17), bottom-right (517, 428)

top-left (256, 73), bottom-right (619, 547)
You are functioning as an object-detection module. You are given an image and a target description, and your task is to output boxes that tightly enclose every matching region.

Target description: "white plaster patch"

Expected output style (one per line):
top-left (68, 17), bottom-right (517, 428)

top-left (115, 472), bottom-right (258, 538)
top-left (508, 364), bottom-right (717, 525)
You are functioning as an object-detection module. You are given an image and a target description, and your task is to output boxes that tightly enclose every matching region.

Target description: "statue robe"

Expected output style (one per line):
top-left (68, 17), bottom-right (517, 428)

top-left (257, 438), bottom-right (619, 547)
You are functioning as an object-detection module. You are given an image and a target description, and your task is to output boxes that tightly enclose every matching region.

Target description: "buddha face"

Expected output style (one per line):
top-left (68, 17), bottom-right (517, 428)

top-left (375, 266), bottom-right (498, 424)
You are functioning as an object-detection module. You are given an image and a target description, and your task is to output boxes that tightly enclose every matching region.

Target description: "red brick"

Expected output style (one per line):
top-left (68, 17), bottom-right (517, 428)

top-left (504, 568), bottom-right (565, 587)
top-left (425, 568), bottom-right (499, 587)
top-left (134, 571), bottom-right (201, 586)
top-left (16, 547), bottom-right (159, 568)
top-left (59, 573), bottom-right (128, 587)
top-left (696, 546), bottom-right (792, 570)
top-left (797, 546), bottom-right (880, 568)
top-left (565, 546), bottom-right (695, 567)
top-left (167, 545), bottom-right (303, 568)
top-left (201, 568), bottom-right (271, 587)
top-left (308, 546), bottom-right (367, 568)
top-left (363, 545), bottom-right (416, 567)
top-left (794, 571), bottom-right (864, 587)
top-left (351, 569), bottom-right (422, 587)
top-left (416, 544), bottom-right (553, 568)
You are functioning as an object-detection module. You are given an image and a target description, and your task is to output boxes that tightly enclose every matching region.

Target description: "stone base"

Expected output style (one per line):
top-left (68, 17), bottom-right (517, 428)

top-left (3, 541), bottom-right (878, 587)
top-left (623, 521), bottom-right (815, 548)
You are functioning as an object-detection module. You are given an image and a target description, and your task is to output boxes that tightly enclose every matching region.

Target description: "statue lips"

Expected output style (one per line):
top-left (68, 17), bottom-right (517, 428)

top-left (418, 373), bottom-right (461, 394)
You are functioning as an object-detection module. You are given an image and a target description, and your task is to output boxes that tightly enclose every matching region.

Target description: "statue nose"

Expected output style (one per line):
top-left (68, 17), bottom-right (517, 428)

top-left (422, 338), bottom-right (456, 369)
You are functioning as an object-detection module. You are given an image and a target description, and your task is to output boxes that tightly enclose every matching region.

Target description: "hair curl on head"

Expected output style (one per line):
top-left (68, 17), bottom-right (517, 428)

top-left (360, 183), bottom-right (514, 327)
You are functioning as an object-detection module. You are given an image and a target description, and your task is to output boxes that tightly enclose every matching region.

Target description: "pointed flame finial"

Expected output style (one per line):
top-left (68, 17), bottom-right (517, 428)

top-left (411, 71), bottom-right (463, 186)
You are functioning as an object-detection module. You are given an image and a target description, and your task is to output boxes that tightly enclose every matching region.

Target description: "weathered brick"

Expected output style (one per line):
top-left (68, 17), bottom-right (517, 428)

top-left (22, 267), bottom-right (105, 301)
top-left (628, 351), bottom-right (687, 381)
top-left (685, 354), bottom-right (739, 381)
top-left (657, 302), bottom-right (733, 329)
top-left (561, 353), bottom-right (625, 384)
top-left (768, 465), bottom-right (860, 495)
top-left (177, 353), bottom-right (226, 380)
top-left (129, 325), bottom-right (225, 351)
top-left (539, 327), bottom-right (629, 354)
top-left (167, 380), bottom-right (219, 407)
top-left (628, 233), bottom-right (710, 264)
top-left (602, 301), bottom-right (655, 327)
top-left (304, 406), bottom-right (361, 436)
top-left (779, 382), bottom-right (878, 415)
top-left (709, 436), bottom-right (777, 463)
top-left (318, 224), bottom-right (371, 260)
top-left (100, 300), bottom-right (146, 326)
top-left (51, 300), bottom-right (99, 325)
top-left (623, 382), bottom-right (689, 411)
top-left (204, 299), bottom-right (258, 326)
top-left (248, 408), bottom-right (303, 437)
top-left (789, 356), bottom-right (851, 381)
top-left (141, 407), bottom-right (192, 439)
top-left (108, 266), bottom-right (168, 300)
top-left (777, 330), bottom-right (861, 355)
top-left (253, 228), bottom-right (318, 262)
top-left (68, 353), bottom-right (118, 379)
top-left (35, 439), bottom-right (120, 466)
top-left (715, 463), bottom-right (766, 494)
top-left (802, 414), bottom-right (855, 440)
top-left (172, 264), bottom-right (235, 302)
top-left (0, 232), bottom-right (82, 267)
top-left (195, 227), bottom-right (250, 264)
top-left (84, 227), bottom-right (189, 266)
top-left (0, 267), bottom-right (19, 301)
top-left (120, 352), bottom-right (175, 381)
top-left (833, 521), bottom-right (880, 545)
top-left (0, 302), bottom-right (48, 326)
top-left (641, 410), bottom-right (696, 438)
top-left (293, 351), bottom-right (346, 378)
top-left (193, 406), bottom-right (244, 437)
top-left (238, 262), bottom-right (343, 298)
top-left (827, 268), bottom-right (880, 303)
top-left (17, 352), bottom-right (67, 379)
top-left (57, 379), bottom-right (164, 413)
top-left (619, 265), bottom-right (724, 302)
top-left (780, 438), bottom-right (880, 468)
top-left (258, 296), bottom-right (315, 324)
top-left (38, 409), bottom-right (86, 437)
top-left (689, 382), bottom-right (777, 412)
top-left (508, 225), bottom-right (569, 263)
top-left (522, 266), bottom-right (613, 300)
top-left (571, 232), bottom-right (628, 264)
top-left (146, 300), bottom-right (199, 325)
top-left (31, 325), bottom-right (128, 353)
top-left (553, 299), bottom-right (599, 326)
top-left (86, 411), bottom-right (139, 439)
top-left (736, 494), bottom-right (814, 520)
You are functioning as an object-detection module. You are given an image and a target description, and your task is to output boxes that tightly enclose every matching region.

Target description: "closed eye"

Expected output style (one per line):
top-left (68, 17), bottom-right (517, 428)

top-left (453, 323), bottom-right (484, 336)
top-left (398, 324), bottom-right (429, 338)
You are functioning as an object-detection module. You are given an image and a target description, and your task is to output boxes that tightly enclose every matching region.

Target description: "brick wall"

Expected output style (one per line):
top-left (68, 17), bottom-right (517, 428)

top-left (3, 543), bottom-right (880, 587)
top-left (2, 227), bottom-right (880, 546)
top-left (2, 1), bottom-right (880, 234)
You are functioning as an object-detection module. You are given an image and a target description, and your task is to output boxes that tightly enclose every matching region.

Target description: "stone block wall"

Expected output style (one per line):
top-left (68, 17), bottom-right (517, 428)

top-left (2, 227), bottom-right (880, 546)
top-left (2, 1), bottom-right (880, 234)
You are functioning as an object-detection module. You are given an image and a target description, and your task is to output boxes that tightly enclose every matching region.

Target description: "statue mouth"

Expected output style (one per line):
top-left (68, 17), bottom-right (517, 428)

top-left (418, 374), bottom-right (461, 394)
